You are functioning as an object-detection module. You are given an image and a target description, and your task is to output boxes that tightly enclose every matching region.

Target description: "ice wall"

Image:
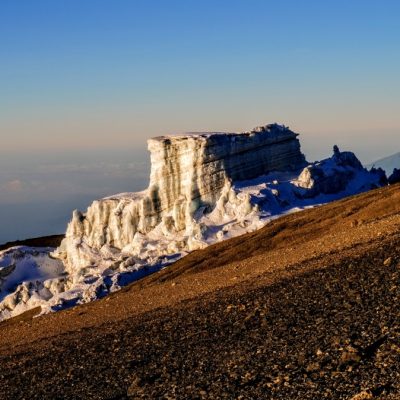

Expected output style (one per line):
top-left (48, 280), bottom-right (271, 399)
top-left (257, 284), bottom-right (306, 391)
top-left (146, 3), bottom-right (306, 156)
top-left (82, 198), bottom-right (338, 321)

top-left (147, 124), bottom-right (306, 230)
top-left (55, 124), bottom-right (306, 273)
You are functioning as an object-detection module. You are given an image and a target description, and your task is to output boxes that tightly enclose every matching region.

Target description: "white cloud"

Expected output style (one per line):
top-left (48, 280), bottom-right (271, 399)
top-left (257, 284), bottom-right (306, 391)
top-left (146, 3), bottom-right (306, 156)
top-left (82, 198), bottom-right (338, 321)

top-left (4, 179), bottom-right (23, 192)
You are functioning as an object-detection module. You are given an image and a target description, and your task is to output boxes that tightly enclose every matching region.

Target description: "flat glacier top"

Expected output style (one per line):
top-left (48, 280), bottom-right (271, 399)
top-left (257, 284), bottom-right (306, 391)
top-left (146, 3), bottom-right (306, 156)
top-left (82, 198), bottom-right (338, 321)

top-left (103, 190), bottom-right (148, 201)
top-left (150, 131), bottom-right (241, 141)
top-left (150, 124), bottom-right (294, 142)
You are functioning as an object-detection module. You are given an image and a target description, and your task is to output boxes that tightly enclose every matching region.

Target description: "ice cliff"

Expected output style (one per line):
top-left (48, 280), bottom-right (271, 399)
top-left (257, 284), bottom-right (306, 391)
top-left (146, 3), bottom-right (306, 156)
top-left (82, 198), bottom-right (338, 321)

top-left (55, 124), bottom-right (306, 274)
top-left (0, 124), bottom-right (385, 321)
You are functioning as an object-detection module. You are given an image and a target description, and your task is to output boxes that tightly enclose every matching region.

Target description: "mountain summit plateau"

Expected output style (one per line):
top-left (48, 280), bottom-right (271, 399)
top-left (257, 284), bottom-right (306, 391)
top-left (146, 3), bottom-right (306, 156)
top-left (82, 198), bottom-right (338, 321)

top-left (0, 124), bottom-right (385, 320)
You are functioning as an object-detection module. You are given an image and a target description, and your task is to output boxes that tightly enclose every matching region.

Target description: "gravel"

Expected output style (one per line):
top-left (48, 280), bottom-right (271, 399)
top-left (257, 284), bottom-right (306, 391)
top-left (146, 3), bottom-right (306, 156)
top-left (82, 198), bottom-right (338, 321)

top-left (0, 235), bottom-right (399, 399)
top-left (0, 185), bottom-right (399, 400)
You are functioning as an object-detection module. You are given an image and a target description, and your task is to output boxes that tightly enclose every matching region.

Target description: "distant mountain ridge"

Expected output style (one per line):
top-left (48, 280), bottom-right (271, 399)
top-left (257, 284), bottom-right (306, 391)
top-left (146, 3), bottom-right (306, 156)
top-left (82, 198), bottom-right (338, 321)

top-left (368, 152), bottom-right (400, 174)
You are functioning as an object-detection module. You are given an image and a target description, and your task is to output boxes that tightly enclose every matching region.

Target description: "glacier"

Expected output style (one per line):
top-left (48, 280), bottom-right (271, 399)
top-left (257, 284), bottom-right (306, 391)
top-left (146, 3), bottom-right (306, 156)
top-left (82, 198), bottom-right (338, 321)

top-left (0, 124), bottom-right (385, 321)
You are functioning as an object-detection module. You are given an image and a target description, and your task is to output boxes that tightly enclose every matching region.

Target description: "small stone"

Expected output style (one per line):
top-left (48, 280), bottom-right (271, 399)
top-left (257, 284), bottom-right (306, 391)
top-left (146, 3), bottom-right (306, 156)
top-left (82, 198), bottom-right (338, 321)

top-left (306, 362), bottom-right (320, 372)
top-left (349, 390), bottom-right (373, 400)
top-left (383, 257), bottom-right (392, 266)
top-left (127, 376), bottom-right (143, 397)
top-left (340, 347), bottom-right (361, 365)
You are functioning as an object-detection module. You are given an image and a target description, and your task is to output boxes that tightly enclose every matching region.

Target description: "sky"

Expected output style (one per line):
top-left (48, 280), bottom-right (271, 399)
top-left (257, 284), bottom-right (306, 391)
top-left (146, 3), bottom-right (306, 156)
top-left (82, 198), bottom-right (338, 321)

top-left (0, 0), bottom-right (399, 242)
top-left (0, 149), bottom-right (149, 243)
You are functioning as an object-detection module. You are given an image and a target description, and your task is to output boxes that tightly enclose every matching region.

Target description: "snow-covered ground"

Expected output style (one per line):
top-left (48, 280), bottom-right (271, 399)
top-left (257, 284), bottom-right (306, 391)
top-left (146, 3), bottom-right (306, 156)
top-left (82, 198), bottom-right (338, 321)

top-left (0, 156), bottom-right (382, 322)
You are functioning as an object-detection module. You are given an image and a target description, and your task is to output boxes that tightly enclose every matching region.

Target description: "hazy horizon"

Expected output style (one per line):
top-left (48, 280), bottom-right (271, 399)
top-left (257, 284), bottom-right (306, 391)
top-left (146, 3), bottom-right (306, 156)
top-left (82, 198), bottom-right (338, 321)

top-left (1, 0), bottom-right (399, 242)
top-left (0, 148), bottom-right (149, 243)
top-left (0, 134), bottom-right (396, 244)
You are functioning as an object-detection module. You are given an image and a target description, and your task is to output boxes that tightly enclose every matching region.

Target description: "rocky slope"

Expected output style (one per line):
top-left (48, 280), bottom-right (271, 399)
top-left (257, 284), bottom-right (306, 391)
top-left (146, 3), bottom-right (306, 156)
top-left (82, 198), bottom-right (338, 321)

top-left (0, 124), bottom-right (385, 321)
top-left (0, 235), bottom-right (63, 252)
top-left (0, 183), bottom-right (399, 399)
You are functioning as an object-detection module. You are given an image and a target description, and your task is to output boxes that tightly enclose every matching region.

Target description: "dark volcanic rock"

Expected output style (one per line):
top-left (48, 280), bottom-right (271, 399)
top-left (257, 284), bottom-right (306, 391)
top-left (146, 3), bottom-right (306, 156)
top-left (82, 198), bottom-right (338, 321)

top-left (369, 167), bottom-right (388, 186)
top-left (294, 146), bottom-right (376, 197)
top-left (388, 168), bottom-right (400, 185)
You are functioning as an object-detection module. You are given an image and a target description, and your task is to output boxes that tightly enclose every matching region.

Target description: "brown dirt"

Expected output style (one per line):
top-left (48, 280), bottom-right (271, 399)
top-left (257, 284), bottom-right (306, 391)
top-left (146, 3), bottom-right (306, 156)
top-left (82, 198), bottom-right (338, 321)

top-left (0, 234), bottom-right (64, 252)
top-left (0, 184), bottom-right (399, 399)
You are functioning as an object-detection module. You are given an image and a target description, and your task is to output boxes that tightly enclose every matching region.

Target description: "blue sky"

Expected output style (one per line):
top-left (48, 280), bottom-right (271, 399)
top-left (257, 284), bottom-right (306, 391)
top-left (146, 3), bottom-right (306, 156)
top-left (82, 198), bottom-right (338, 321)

top-left (1, 0), bottom-right (399, 157)
top-left (0, 1), bottom-right (399, 242)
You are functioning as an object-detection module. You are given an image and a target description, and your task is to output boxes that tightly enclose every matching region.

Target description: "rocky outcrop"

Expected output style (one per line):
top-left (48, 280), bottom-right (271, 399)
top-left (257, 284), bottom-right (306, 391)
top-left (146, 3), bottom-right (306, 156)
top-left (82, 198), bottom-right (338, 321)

top-left (293, 146), bottom-right (379, 198)
top-left (388, 168), bottom-right (400, 185)
top-left (369, 167), bottom-right (388, 186)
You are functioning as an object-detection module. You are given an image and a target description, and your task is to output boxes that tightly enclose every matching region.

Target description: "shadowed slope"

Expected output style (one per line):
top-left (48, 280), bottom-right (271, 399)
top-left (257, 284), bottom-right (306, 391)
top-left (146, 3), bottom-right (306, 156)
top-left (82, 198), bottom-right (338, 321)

top-left (0, 234), bottom-right (64, 252)
top-left (0, 184), bottom-right (399, 399)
